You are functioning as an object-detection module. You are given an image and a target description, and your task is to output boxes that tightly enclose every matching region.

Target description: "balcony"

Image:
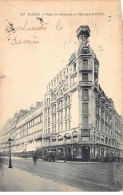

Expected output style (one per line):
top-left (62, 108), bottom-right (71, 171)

top-left (43, 133), bottom-right (52, 139)
top-left (51, 97), bottom-right (56, 104)
top-left (79, 81), bottom-right (92, 87)
top-left (79, 124), bottom-right (92, 130)
top-left (57, 93), bottom-right (64, 100)
top-left (57, 106), bottom-right (63, 112)
top-left (79, 65), bottom-right (93, 72)
top-left (70, 82), bottom-right (77, 91)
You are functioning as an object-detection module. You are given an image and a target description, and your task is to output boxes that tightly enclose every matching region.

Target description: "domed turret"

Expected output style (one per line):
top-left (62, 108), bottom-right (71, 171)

top-left (76, 26), bottom-right (90, 46)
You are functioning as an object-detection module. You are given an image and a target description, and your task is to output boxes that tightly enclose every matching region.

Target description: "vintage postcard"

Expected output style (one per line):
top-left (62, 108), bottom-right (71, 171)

top-left (0, 0), bottom-right (122, 192)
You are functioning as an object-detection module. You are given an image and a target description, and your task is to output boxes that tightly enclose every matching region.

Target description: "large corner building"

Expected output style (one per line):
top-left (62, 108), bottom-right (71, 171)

top-left (0, 26), bottom-right (122, 161)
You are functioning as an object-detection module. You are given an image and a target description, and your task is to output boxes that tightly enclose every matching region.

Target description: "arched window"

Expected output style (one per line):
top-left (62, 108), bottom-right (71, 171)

top-left (73, 63), bottom-right (76, 72)
top-left (83, 59), bottom-right (88, 66)
top-left (81, 49), bottom-right (90, 54)
top-left (65, 96), bottom-right (70, 106)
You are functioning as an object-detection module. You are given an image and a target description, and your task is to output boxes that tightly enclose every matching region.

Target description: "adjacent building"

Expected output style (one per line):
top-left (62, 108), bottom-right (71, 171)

top-left (1, 102), bottom-right (43, 157)
top-left (0, 26), bottom-right (122, 161)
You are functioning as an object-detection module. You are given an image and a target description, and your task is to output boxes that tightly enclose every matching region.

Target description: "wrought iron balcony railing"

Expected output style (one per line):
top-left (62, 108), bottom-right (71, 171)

top-left (79, 124), bottom-right (92, 129)
top-left (79, 81), bottom-right (92, 87)
top-left (79, 65), bottom-right (93, 71)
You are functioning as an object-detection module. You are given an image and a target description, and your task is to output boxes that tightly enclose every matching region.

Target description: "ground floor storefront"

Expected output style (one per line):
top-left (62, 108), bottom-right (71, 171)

top-left (37, 143), bottom-right (121, 161)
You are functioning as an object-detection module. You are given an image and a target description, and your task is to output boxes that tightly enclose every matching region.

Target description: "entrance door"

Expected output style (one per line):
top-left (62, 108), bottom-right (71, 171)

top-left (82, 146), bottom-right (90, 161)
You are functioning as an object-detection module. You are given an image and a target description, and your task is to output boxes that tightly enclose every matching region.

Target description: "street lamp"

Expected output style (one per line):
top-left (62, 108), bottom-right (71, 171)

top-left (64, 135), bottom-right (66, 162)
top-left (8, 138), bottom-right (14, 168)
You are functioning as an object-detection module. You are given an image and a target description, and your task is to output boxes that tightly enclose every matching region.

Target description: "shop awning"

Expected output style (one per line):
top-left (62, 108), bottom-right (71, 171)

top-left (73, 131), bottom-right (77, 137)
top-left (58, 135), bottom-right (63, 140)
top-left (65, 133), bottom-right (71, 139)
top-left (13, 149), bottom-right (26, 153)
top-left (52, 136), bottom-right (56, 140)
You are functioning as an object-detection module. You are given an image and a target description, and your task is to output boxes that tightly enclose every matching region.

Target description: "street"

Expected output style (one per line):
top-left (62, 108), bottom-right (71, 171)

top-left (0, 157), bottom-right (122, 191)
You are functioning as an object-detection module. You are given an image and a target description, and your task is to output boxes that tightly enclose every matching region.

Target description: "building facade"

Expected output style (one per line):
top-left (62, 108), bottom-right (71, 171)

top-left (0, 26), bottom-right (122, 161)
top-left (0, 102), bottom-right (43, 157)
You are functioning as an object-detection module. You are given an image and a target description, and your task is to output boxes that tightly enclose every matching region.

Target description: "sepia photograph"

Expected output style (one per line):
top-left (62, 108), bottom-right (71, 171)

top-left (0, 0), bottom-right (123, 192)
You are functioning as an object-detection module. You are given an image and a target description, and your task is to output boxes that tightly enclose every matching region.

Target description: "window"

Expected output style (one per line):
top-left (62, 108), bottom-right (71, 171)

top-left (48, 128), bottom-right (50, 134)
top-left (82, 89), bottom-right (88, 99)
top-left (54, 114), bottom-right (56, 123)
top-left (82, 73), bottom-right (88, 81)
top-left (65, 109), bottom-right (67, 118)
top-left (101, 123), bottom-right (104, 132)
top-left (82, 103), bottom-right (88, 114)
top-left (81, 131), bottom-right (90, 141)
top-left (65, 96), bottom-right (70, 106)
top-left (73, 63), bottom-right (76, 71)
top-left (61, 100), bottom-right (63, 108)
top-left (96, 120), bottom-right (97, 128)
top-left (58, 113), bottom-right (60, 122)
top-left (58, 124), bottom-right (60, 132)
top-left (73, 76), bottom-right (77, 84)
top-left (82, 117), bottom-right (88, 124)
top-left (64, 71), bottom-right (65, 77)
top-left (48, 118), bottom-right (50, 127)
top-left (61, 123), bottom-right (63, 132)
top-left (61, 111), bottom-right (63, 121)
top-left (69, 121), bottom-right (71, 129)
top-left (55, 126), bottom-right (56, 133)
top-left (52, 126), bottom-right (54, 134)
top-left (83, 59), bottom-right (88, 66)
top-left (68, 107), bottom-right (71, 118)
top-left (65, 122), bottom-right (67, 130)
top-left (52, 116), bottom-right (54, 124)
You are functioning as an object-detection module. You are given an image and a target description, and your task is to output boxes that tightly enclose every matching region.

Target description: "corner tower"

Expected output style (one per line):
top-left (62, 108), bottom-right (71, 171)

top-left (76, 26), bottom-right (100, 161)
top-left (77, 25), bottom-right (99, 85)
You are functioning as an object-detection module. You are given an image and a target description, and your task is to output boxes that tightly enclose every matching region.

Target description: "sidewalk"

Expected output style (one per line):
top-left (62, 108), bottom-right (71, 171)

top-left (2, 156), bottom-right (101, 164)
top-left (0, 164), bottom-right (82, 192)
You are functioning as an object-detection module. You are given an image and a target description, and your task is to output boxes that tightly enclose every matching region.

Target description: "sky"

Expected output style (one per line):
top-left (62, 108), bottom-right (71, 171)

top-left (0, 0), bottom-right (122, 128)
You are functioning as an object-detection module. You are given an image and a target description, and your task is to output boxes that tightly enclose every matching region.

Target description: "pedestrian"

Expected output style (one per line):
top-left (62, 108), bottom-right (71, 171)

top-left (33, 152), bottom-right (38, 165)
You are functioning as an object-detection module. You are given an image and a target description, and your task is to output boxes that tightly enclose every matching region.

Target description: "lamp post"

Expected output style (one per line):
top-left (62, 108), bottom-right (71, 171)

top-left (64, 135), bottom-right (66, 162)
top-left (8, 138), bottom-right (14, 168)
